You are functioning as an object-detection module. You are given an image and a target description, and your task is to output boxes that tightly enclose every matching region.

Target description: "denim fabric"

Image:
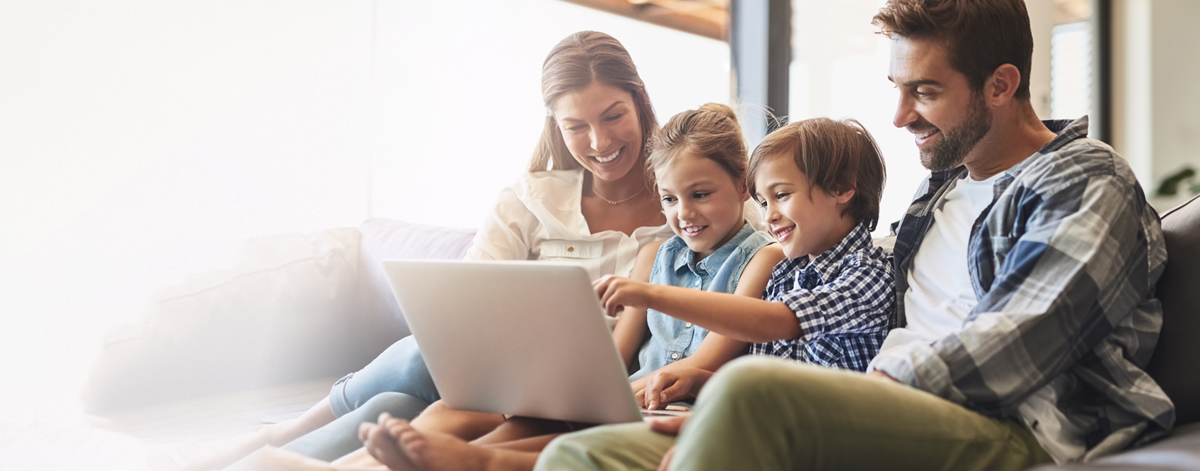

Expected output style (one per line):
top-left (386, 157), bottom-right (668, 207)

top-left (328, 335), bottom-right (440, 418)
top-left (281, 392), bottom-right (429, 461)
top-left (628, 222), bottom-right (775, 382)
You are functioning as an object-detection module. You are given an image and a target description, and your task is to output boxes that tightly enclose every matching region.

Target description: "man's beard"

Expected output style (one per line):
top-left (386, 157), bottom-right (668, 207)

top-left (919, 94), bottom-right (992, 171)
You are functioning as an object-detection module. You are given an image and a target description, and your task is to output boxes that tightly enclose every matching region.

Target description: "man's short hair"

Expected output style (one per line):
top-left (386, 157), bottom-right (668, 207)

top-left (873, 0), bottom-right (1034, 99)
top-left (748, 118), bottom-right (887, 231)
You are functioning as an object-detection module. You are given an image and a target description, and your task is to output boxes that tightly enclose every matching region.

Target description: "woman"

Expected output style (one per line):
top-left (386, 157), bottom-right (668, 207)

top-left (167, 30), bottom-right (676, 471)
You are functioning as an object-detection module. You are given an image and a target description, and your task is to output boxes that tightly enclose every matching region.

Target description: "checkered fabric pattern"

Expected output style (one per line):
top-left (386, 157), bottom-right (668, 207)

top-left (750, 223), bottom-right (895, 372)
top-left (872, 117), bottom-right (1174, 459)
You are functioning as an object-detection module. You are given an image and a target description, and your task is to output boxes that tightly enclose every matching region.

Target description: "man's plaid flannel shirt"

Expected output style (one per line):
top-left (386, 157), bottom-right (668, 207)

top-left (870, 117), bottom-right (1174, 462)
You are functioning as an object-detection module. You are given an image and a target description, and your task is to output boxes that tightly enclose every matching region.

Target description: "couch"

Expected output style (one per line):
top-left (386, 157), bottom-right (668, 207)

top-left (81, 195), bottom-right (1200, 469)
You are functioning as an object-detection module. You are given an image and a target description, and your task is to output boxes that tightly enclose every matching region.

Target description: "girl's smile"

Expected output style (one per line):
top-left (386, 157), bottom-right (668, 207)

top-left (655, 153), bottom-right (749, 261)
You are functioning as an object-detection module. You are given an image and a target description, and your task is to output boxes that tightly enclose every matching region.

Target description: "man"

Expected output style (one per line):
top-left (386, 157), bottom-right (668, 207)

top-left (534, 0), bottom-right (1175, 469)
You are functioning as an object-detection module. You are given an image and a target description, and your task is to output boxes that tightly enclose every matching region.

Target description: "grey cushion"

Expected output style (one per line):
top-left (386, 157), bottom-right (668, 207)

top-left (1028, 196), bottom-right (1200, 470)
top-left (1148, 193), bottom-right (1200, 427)
top-left (1029, 424), bottom-right (1200, 470)
top-left (355, 219), bottom-right (477, 336)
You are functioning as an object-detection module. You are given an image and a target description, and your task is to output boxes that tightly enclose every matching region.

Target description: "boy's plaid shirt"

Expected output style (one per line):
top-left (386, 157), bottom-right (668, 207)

top-left (871, 117), bottom-right (1174, 460)
top-left (750, 222), bottom-right (895, 372)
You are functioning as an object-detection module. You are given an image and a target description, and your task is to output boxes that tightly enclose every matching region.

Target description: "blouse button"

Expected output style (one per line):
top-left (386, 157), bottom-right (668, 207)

top-left (567, 246), bottom-right (574, 252)
top-left (671, 353), bottom-right (679, 360)
top-left (685, 322), bottom-right (693, 328)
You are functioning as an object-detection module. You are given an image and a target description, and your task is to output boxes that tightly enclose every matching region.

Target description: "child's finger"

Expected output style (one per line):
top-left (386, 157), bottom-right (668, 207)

top-left (601, 286), bottom-right (620, 316)
top-left (645, 374), bottom-right (671, 410)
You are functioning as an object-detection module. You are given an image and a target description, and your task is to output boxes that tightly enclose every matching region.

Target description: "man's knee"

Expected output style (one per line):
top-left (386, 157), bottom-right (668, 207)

top-left (537, 423), bottom-right (669, 471)
top-left (537, 428), bottom-right (614, 471)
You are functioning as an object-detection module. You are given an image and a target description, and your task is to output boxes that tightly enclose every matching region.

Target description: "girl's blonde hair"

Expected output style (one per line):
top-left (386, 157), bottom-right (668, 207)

top-left (646, 103), bottom-right (747, 185)
top-left (528, 31), bottom-right (658, 172)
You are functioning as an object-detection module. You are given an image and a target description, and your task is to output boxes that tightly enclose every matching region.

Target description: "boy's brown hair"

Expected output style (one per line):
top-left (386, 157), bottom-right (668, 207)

top-left (872, 0), bottom-right (1033, 100)
top-left (748, 118), bottom-right (886, 231)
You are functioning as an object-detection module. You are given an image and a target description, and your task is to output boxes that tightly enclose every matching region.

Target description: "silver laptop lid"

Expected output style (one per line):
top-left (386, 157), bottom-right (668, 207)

top-left (382, 260), bottom-right (643, 424)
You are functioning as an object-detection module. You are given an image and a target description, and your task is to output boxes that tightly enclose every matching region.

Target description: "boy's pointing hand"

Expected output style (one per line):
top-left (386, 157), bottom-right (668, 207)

top-left (593, 275), bottom-right (655, 317)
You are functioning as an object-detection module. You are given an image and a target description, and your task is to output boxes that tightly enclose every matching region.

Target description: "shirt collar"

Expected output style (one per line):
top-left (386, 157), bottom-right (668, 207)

top-left (672, 221), bottom-right (757, 274)
top-left (1004, 116), bottom-right (1089, 177)
top-left (805, 222), bottom-right (873, 283)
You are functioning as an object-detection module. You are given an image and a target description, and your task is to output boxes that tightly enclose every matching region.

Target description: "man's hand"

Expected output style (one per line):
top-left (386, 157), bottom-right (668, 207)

top-left (594, 275), bottom-right (656, 317)
top-left (638, 367), bottom-right (713, 410)
top-left (648, 416), bottom-right (689, 471)
top-left (657, 445), bottom-right (677, 471)
top-left (648, 415), bottom-right (688, 436)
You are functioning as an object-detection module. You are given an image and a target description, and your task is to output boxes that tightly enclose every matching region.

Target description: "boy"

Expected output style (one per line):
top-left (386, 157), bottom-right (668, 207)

top-left (574, 116), bottom-right (895, 442)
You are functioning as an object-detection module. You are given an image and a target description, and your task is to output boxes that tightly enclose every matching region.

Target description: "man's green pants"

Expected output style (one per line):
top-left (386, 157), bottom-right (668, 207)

top-left (535, 356), bottom-right (1052, 471)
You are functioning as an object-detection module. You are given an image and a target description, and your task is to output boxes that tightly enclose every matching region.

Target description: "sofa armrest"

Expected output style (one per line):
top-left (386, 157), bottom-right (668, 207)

top-left (353, 219), bottom-right (477, 335)
top-left (81, 220), bottom-right (479, 414)
top-left (82, 228), bottom-right (374, 413)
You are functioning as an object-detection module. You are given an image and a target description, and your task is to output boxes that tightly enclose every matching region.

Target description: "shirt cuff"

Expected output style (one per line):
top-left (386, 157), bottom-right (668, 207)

top-left (867, 341), bottom-right (959, 402)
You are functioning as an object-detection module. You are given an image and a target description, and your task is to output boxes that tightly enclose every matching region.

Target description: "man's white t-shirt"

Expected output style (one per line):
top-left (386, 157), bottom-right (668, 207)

top-left (879, 172), bottom-right (1000, 351)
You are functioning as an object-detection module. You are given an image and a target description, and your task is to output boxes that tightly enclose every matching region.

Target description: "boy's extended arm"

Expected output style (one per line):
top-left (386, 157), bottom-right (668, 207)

top-left (598, 246), bottom-right (893, 344)
top-left (611, 240), bottom-right (663, 370)
top-left (597, 245), bottom-right (797, 345)
top-left (628, 245), bottom-right (784, 401)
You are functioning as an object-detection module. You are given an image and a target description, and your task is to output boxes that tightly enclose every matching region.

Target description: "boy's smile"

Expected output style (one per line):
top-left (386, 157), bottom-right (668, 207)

top-left (754, 154), bottom-right (856, 261)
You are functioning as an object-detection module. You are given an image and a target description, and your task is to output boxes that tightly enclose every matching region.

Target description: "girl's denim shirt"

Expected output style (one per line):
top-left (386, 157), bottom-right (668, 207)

top-left (628, 222), bottom-right (775, 381)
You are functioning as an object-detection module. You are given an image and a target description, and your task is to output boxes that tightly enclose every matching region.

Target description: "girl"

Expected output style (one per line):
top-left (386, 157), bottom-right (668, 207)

top-left (355, 103), bottom-right (785, 471)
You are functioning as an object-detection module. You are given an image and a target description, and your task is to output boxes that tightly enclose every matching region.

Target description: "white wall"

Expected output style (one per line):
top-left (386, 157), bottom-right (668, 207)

top-left (1111, 0), bottom-right (1200, 210)
top-left (367, 0), bottom-right (731, 228)
top-left (1, 0), bottom-right (378, 422)
top-left (0, 0), bottom-right (730, 423)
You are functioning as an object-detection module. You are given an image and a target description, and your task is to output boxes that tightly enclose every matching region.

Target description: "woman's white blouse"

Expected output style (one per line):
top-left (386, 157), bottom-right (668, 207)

top-left (464, 169), bottom-right (674, 281)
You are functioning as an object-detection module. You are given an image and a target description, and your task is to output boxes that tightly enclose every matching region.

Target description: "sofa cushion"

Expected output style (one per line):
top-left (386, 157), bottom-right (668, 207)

top-left (1028, 423), bottom-right (1200, 470)
top-left (82, 228), bottom-right (371, 413)
top-left (1148, 193), bottom-right (1200, 427)
top-left (355, 219), bottom-right (477, 335)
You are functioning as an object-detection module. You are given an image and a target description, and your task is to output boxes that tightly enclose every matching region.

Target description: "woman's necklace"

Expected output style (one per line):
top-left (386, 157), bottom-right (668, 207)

top-left (592, 183), bottom-right (646, 206)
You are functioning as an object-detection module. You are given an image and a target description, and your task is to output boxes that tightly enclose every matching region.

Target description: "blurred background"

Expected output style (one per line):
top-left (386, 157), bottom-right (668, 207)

top-left (2, 0), bottom-right (1197, 455)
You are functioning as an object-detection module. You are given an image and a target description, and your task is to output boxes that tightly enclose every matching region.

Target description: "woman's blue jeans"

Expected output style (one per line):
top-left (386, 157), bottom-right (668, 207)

top-left (280, 335), bottom-right (439, 461)
top-left (328, 335), bottom-right (441, 417)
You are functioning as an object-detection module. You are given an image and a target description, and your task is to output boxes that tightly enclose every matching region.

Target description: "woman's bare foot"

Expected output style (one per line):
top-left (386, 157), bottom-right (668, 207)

top-left (360, 414), bottom-right (420, 471)
top-left (392, 421), bottom-right (537, 471)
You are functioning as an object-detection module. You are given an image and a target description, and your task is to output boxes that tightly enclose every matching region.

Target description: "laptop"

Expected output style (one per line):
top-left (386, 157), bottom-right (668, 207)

top-left (382, 260), bottom-right (649, 424)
